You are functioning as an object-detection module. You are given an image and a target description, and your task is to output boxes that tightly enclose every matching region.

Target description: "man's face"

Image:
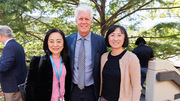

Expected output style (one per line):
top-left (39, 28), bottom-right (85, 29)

top-left (76, 11), bottom-right (93, 37)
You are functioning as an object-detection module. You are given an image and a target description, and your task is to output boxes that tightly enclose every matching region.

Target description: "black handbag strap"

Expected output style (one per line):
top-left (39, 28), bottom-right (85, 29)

top-left (38, 55), bottom-right (44, 71)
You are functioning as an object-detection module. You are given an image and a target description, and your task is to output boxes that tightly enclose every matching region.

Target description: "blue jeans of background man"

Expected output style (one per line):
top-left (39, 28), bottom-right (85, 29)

top-left (141, 67), bottom-right (148, 87)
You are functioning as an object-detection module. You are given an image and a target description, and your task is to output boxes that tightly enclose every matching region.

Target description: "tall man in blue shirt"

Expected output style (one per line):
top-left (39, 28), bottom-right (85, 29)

top-left (66, 4), bottom-right (107, 101)
top-left (0, 25), bottom-right (27, 101)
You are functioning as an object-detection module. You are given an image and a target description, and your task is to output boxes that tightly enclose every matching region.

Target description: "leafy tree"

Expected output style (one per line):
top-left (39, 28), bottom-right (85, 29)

top-left (0, 0), bottom-right (180, 60)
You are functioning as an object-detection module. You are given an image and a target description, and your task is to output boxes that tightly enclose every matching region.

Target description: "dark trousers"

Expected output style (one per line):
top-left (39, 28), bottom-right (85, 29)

top-left (70, 84), bottom-right (96, 101)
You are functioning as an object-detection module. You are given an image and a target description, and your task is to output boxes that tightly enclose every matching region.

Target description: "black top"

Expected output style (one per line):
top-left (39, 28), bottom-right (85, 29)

top-left (101, 50), bottom-right (126, 101)
top-left (132, 44), bottom-right (154, 68)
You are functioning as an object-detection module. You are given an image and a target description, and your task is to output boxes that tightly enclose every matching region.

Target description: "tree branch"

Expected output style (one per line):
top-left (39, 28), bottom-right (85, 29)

top-left (111, 0), bottom-right (153, 27)
top-left (100, 0), bottom-right (106, 16)
top-left (100, 0), bottom-right (106, 25)
top-left (63, 0), bottom-right (79, 5)
top-left (129, 34), bottom-right (180, 39)
top-left (93, 17), bottom-right (100, 24)
top-left (19, 13), bottom-right (23, 22)
top-left (91, 0), bottom-right (101, 18)
top-left (27, 15), bottom-right (53, 28)
top-left (25, 31), bottom-right (43, 41)
top-left (106, 2), bottom-right (134, 23)
top-left (100, 2), bottom-right (137, 34)
top-left (140, 6), bottom-right (180, 10)
top-left (91, 0), bottom-right (100, 7)
top-left (106, 9), bottom-right (126, 28)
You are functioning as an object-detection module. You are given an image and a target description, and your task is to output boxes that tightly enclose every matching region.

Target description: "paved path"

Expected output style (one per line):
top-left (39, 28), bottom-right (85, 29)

top-left (140, 94), bottom-right (146, 101)
top-left (140, 87), bottom-right (146, 101)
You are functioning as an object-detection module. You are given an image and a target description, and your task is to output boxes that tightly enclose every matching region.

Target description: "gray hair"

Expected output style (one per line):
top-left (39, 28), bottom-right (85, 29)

top-left (75, 4), bottom-right (93, 20)
top-left (0, 25), bottom-right (14, 37)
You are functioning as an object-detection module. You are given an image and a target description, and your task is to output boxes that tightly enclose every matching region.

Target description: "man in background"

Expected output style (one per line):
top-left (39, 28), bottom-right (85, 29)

top-left (132, 37), bottom-right (154, 87)
top-left (0, 25), bottom-right (27, 101)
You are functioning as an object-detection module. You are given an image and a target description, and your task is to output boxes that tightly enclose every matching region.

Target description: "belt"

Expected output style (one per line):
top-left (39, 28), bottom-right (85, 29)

top-left (73, 83), bottom-right (94, 89)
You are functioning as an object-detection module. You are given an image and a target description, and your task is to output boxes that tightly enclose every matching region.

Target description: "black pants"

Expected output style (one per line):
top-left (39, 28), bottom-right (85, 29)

top-left (70, 84), bottom-right (96, 101)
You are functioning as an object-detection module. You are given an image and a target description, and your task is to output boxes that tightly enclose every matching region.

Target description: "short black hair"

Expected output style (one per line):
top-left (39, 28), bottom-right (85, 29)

top-left (43, 28), bottom-right (68, 64)
top-left (105, 25), bottom-right (128, 47)
top-left (135, 37), bottom-right (146, 45)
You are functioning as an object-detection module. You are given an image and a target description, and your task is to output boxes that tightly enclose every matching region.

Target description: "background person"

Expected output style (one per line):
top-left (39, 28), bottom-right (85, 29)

top-left (132, 37), bottom-right (154, 87)
top-left (66, 4), bottom-right (107, 101)
top-left (25, 28), bottom-right (71, 101)
top-left (100, 25), bottom-right (142, 101)
top-left (0, 25), bottom-right (27, 101)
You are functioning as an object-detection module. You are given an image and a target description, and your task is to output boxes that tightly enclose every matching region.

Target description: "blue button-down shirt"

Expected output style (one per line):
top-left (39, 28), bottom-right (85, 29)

top-left (73, 32), bottom-right (94, 86)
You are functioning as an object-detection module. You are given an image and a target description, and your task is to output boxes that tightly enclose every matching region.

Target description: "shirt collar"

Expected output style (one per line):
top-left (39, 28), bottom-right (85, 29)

top-left (4, 38), bottom-right (13, 46)
top-left (77, 32), bottom-right (91, 41)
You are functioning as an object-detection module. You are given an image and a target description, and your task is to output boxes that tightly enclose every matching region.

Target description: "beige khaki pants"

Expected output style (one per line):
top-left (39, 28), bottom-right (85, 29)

top-left (4, 91), bottom-right (22, 101)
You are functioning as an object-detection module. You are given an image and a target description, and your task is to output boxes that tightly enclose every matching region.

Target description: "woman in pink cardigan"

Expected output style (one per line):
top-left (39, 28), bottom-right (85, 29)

top-left (99, 25), bottom-right (142, 101)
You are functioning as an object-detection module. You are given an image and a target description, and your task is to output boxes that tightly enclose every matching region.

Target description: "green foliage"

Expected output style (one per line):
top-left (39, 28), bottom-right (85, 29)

top-left (129, 22), bottom-right (180, 59)
top-left (0, 0), bottom-right (180, 63)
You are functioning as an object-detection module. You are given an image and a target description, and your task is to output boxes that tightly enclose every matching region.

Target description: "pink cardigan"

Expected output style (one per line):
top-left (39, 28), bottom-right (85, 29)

top-left (100, 51), bottom-right (142, 101)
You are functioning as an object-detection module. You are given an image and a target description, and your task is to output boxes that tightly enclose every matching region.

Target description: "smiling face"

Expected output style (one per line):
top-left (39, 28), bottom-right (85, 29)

top-left (75, 11), bottom-right (93, 37)
top-left (108, 28), bottom-right (125, 49)
top-left (48, 32), bottom-right (64, 57)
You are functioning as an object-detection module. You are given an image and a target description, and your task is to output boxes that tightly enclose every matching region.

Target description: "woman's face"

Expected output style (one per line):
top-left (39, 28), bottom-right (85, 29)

top-left (108, 28), bottom-right (125, 49)
top-left (48, 32), bottom-right (64, 57)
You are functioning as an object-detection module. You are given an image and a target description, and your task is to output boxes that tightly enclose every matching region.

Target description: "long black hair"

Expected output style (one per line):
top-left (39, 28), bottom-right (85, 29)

top-left (43, 28), bottom-right (68, 64)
